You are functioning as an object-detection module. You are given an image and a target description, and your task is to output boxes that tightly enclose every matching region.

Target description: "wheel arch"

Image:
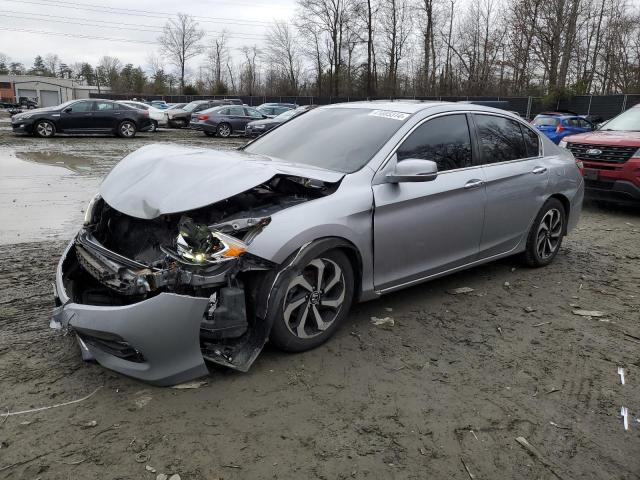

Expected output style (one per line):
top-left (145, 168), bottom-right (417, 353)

top-left (548, 193), bottom-right (570, 234)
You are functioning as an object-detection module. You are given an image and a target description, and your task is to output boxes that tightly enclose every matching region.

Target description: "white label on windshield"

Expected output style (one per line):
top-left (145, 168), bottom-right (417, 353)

top-left (369, 110), bottom-right (410, 121)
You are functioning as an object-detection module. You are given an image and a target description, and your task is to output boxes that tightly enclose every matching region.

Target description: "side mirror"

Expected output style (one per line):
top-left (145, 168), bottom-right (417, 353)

top-left (63, 107), bottom-right (72, 113)
top-left (386, 159), bottom-right (438, 183)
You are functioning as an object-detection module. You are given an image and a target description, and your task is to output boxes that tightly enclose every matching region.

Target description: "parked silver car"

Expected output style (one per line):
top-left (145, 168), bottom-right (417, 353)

top-left (51, 102), bottom-right (584, 385)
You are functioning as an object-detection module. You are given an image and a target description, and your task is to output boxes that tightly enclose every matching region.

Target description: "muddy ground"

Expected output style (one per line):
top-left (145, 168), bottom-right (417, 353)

top-left (0, 118), bottom-right (639, 479)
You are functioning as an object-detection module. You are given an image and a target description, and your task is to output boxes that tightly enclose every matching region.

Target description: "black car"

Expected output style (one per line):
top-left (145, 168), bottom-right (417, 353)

top-left (245, 105), bottom-right (317, 137)
top-left (11, 99), bottom-right (152, 138)
top-left (166, 99), bottom-right (242, 128)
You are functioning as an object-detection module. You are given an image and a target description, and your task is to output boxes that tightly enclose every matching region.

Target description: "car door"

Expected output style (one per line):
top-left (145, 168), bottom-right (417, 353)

top-left (372, 113), bottom-right (487, 291)
top-left (92, 101), bottom-right (117, 130)
top-left (472, 113), bottom-right (549, 258)
top-left (58, 100), bottom-right (94, 131)
top-left (224, 106), bottom-right (245, 132)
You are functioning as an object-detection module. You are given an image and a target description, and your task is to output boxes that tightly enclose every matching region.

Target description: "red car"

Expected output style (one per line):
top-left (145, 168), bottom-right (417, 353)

top-left (561, 104), bottom-right (640, 204)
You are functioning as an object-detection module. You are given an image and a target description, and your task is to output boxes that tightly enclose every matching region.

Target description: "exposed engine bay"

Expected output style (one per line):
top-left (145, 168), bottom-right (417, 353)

top-left (55, 173), bottom-right (338, 377)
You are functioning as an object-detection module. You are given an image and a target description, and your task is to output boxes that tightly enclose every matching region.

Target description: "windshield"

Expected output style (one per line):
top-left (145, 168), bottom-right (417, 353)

top-left (244, 107), bottom-right (410, 173)
top-left (600, 108), bottom-right (640, 131)
top-left (533, 116), bottom-right (559, 127)
top-left (182, 102), bottom-right (203, 112)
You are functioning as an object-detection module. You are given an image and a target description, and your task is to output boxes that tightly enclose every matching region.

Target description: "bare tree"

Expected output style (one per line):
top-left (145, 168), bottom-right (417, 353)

top-left (158, 13), bottom-right (205, 93)
top-left (240, 46), bottom-right (261, 95)
top-left (44, 53), bottom-right (60, 77)
top-left (266, 20), bottom-right (302, 94)
top-left (205, 33), bottom-right (229, 93)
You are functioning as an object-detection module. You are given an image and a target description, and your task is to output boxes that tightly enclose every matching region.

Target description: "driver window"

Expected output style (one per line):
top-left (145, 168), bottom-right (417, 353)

top-left (396, 114), bottom-right (473, 172)
top-left (70, 101), bottom-right (93, 112)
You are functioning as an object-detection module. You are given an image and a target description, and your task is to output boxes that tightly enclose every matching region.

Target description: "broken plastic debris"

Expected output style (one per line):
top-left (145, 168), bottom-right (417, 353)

top-left (572, 309), bottom-right (606, 317)
top-left (618, 367), bottom-right (625, 385)
top-left (171, 380), bottom-right (208, 390)
top-left (621, 406), bottom-right (629, 431)
top-left (146, 465), bottom-right (157, 473)
top-left (370, 317), bottom-right (394, 326)
top-left (447, 287), bottom-right (474, 295)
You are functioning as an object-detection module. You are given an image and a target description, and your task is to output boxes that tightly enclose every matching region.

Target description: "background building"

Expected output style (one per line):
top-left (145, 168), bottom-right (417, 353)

top-left (0, 75), bottom-right (108, 107)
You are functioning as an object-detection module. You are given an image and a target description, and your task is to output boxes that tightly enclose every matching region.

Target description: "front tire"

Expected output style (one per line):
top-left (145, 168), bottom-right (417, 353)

top-left (269, 249), bottom-right (354, 352)
top-left (34, 120), bottom-right (55, 138)
top-left (217, 122), bottom-right (232, 138)
top-left (117, 120), bottom-right (137, 138)
top-left (524, 198), bottom-right (565, 267)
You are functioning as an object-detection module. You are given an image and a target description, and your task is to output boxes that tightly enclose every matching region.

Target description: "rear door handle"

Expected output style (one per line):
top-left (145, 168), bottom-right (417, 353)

top-left (464, 179), bottom-right (484, 189)
top-left (532, 166), bottom-right (547, 174)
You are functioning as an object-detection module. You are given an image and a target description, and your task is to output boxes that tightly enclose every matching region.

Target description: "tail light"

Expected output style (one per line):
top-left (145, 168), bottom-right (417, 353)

top-left (555, 124), bottom-right (564, 134)
top-left (198, 114), bottom-right (209, 121)
top-left (575, 158), bottom-right (584, 176)
top-left (142, 110), bottom-right (149, 117)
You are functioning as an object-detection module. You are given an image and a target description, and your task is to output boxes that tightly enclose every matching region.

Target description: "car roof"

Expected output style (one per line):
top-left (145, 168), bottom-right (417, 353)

top-left (535, 113), bottom-right (586, 120)
top-left (320, 100), bottom-right (520, 116)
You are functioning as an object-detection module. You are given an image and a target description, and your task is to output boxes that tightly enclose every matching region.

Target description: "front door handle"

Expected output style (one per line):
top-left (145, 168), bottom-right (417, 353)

top-left (532, 166), bottom-right (547, 174)
top-left (464, 179), bottom-right (484, 189)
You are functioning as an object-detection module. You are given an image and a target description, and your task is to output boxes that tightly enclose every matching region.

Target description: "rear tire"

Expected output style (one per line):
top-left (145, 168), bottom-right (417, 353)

top-left (149, 121), bottom-right (157, 132)
top-left (269, 249), bottom-right (354, 352)
top-left (523, 198), bottom-right (566, 267)
top-left (174, 118), bottom-right (187, 128)
top-left (117, 120), bottom-right (137, 138)
top-left (34, 120), bottom-right (55, 138)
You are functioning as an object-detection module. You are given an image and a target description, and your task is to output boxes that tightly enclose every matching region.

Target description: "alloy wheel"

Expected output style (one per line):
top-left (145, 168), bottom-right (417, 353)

top-left (36, 122), bottom-right (53, 137)
top-left (218, 124), bottom-right (231, 137)
top-left (120, 122), bottom-right (135, 137)
top-left (536, 208), bottom-right (562, 259)
top-left (283, 258), bottom-right (346, 339)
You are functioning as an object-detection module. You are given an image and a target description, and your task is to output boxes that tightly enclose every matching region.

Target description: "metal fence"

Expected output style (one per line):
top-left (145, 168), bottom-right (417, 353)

top-left (92, 93), bottom-right (640, 120)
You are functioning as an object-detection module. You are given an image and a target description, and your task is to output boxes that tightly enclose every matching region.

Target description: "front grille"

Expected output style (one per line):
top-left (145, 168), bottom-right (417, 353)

top-left (567, 142), bottom-right (637, 164)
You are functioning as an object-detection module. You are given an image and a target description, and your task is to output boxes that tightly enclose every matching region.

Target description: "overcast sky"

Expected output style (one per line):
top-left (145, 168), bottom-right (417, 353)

top-left (1, 0), bottom-right (297, 72)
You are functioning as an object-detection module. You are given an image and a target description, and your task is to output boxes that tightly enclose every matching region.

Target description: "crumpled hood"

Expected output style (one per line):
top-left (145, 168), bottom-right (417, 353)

top-left (564, 130), bottom-right (640, 146)
top-left (100, 144), bottom-right (344, 219)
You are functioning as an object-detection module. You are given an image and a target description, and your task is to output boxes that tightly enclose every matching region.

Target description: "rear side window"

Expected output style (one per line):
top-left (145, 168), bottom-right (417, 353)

top-left (94, 101), bottom-right (114, 111)
top-left (229, 106), bottom-right (245, 116)
top-left (520, 125), bottom-right (540, 157)
top-left (474, 114), bottom-right (527, 164)
top-left (396, 114), bottom-right (473, 172)
top-left (532, 116), bottom-right (558, 127)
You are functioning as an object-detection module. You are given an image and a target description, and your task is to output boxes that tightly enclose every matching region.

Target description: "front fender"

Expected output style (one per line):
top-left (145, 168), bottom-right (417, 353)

top-left (246, 175), bottom-right (376, 301)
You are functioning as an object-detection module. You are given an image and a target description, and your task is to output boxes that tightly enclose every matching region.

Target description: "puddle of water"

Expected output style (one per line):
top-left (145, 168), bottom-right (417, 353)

top-left (0, 147), bottom-right (100, 245)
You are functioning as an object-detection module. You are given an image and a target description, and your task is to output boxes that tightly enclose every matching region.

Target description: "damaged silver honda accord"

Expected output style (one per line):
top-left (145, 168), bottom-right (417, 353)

top-left (51, 102), bottom-right (584, 385)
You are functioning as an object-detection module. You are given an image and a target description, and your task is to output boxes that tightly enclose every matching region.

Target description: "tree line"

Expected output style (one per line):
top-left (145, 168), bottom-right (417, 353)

top-left (1, 0), bottom-right (638, 99)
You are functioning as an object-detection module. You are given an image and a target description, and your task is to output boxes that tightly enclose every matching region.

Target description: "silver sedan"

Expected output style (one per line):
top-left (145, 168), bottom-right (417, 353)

top-left (51, 102), bottom-right (584, 385)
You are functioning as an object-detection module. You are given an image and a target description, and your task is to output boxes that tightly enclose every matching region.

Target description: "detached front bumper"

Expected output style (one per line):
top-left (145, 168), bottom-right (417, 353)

top-left (51, 241), bottom-right (217, 386)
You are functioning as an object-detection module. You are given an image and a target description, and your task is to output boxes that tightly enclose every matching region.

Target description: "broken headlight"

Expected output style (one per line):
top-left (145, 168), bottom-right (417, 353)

top-left (175, 216), bottom-right (247, 264)
top-left (83, 193), bottom-right (102, 225)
